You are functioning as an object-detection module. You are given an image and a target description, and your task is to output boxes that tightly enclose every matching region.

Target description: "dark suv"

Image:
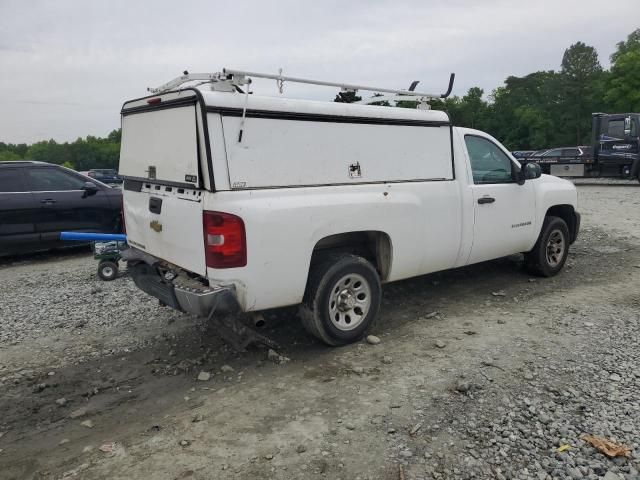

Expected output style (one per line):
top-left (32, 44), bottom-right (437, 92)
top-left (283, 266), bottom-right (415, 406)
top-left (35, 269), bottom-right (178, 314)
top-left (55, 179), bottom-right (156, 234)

top-left (87, 168), bottom-right (122, 184)
top-left (0, 161), bottom-right (123, 255)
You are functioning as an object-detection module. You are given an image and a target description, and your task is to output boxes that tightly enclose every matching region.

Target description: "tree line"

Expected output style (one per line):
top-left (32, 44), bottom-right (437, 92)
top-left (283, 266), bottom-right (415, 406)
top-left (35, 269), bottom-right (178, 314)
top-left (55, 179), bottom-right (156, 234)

top-left (339, 28), bottom-right (640, 150)
top-left (434, 28), bottom-right (640, 150)
top-left (0, 129), bottom-right (121, 171)
top-left (1, 28), bottom-right (639, 169)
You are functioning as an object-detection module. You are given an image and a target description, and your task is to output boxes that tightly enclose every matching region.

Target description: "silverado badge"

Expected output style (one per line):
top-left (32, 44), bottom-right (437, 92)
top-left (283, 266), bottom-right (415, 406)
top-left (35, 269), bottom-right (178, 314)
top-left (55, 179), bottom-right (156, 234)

top-left (150, 220), bottom-right (163, 232)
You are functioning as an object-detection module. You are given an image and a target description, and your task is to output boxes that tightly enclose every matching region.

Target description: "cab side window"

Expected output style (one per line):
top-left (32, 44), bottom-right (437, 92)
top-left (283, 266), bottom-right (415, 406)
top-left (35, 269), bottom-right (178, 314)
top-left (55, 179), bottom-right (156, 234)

top-left (607, 119), bottom-right (625, 138)
top-left (464, 135), bottom-right (514, 184)
top-left (26, 168), bottom-right (87, 191)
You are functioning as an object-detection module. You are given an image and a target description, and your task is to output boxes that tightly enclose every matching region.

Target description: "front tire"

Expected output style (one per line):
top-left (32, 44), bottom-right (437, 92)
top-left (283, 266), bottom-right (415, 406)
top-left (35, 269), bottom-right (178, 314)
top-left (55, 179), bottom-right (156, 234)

top-left (525, 216), bottom-right (570, 277)
top-left (300, 253), bottom-right (381, 346)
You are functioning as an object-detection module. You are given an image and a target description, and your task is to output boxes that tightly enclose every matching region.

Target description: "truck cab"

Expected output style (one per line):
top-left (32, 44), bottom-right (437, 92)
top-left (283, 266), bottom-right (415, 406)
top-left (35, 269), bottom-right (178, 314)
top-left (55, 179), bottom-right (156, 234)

top-left (592, 113), bottom-right (640, 178)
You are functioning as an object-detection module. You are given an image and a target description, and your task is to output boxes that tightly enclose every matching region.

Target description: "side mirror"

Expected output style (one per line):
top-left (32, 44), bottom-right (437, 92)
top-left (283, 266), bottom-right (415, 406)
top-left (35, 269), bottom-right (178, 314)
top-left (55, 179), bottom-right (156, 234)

top-left (624, 116), bottom-right (631, 136)
top-left (524, 162), bottom-right (542, 180)
top-left (82, 181), bottom-right (99, 197)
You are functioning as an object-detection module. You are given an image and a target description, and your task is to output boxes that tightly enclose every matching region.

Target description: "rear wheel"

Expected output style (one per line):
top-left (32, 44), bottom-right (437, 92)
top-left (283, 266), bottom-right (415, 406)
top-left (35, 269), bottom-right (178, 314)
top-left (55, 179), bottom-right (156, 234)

top-left (98, 260), bottom-right (119, 281)
top-left (300, 253), bottom-right (381, 346)
top-left (525, 216), bottom-right (569, 277)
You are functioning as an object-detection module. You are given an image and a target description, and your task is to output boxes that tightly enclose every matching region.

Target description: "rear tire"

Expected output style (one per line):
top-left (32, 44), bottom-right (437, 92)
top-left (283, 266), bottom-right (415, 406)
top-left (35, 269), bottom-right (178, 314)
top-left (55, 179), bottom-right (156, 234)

top-left (300, 253), bottom-right (381, 346)
top-left (98, 260), bottom-right (119, 281)
top-left (525, 216), bottom-right (569, 277)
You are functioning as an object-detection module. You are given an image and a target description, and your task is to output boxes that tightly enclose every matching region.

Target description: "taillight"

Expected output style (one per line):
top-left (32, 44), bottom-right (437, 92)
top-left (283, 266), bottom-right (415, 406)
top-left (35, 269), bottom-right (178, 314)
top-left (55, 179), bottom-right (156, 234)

top-left (203, 211), bottom-right (247, 268)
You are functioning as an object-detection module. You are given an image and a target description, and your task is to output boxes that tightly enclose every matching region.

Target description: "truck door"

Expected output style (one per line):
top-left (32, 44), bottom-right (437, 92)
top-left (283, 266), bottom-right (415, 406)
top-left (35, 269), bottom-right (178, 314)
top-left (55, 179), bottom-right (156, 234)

top-left (26, 166), bottom-right (114, 243)
top-left (463, 134), bottom-right (536, 265)
top-left (596, 115), bottom-right (640, 166)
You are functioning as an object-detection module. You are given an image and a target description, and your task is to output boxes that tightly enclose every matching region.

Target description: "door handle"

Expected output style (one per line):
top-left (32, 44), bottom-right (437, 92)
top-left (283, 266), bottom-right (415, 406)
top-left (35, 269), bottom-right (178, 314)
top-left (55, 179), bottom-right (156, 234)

top-left (477, 196), bottom-right (495, 204)
top-left (40, 199), bottom-right (57, 205)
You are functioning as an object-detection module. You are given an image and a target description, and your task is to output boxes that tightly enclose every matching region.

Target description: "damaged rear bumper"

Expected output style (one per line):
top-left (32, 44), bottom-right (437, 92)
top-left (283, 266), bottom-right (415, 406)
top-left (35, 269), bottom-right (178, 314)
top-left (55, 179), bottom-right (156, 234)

top-left (122, 248), bottom-right (239, 317)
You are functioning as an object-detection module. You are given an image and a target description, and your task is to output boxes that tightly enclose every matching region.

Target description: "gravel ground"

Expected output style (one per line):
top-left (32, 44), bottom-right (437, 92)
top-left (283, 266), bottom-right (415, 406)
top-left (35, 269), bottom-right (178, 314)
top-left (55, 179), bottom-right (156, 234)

top-left (0, 183), bottom-right (639, 480)
top-left (0, 248), bottom-right (188, 374)
top-left (402, 297), bottom-right (640, 480)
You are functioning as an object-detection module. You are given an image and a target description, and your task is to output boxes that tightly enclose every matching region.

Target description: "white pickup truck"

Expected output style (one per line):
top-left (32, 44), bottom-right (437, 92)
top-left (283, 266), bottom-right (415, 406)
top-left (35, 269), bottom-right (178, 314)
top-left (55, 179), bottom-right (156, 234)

top-left (119, 70), bottom-right (580, 346)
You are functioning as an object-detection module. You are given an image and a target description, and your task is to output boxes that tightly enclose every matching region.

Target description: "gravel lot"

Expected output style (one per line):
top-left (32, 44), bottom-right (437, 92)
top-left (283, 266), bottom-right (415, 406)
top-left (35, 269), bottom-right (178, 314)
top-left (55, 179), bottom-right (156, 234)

top-left (1, 182), bottom-right (639, 480)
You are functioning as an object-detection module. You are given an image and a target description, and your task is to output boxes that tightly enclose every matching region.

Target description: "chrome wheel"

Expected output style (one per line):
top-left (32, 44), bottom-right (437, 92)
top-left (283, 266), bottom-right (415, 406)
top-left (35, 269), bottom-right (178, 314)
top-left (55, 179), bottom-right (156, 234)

top-left (328, 273), bottom-right (371, 331)
top-left (545, 229), bottom-right (565, 267)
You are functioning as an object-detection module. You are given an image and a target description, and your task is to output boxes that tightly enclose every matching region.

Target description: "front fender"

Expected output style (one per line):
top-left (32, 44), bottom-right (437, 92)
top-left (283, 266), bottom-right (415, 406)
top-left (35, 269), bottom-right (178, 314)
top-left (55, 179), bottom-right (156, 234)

top-left (532, 175), bottom-right (579, 245)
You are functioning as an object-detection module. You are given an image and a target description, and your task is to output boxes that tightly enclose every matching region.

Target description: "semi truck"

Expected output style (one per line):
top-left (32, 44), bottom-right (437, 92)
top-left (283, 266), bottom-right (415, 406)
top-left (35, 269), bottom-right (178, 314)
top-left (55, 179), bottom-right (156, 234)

top-left (520, 113), bottom-right (640, 180)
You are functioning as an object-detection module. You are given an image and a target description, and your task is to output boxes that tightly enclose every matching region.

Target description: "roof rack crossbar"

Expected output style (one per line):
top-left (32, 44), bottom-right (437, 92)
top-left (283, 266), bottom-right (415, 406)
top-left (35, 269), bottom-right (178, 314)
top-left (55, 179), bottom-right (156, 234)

top-left (148, 68), bottom-right (456, 100)
top-left (223, 68), bottom-right (455, 99)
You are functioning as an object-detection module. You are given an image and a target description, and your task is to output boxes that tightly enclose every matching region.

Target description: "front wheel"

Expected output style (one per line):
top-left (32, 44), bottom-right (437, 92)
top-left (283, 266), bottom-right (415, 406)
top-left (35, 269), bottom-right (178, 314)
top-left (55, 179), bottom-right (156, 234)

top-left (525, 216), bottom-right (570, 277)
top-left (300, 253), bottom-right (381, 346)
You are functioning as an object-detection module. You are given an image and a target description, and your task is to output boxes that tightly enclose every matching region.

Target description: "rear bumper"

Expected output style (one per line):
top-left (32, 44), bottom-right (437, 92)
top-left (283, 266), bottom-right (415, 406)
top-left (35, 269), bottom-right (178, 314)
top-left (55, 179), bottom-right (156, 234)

top-left (122, 248), bottom-right (239, 317)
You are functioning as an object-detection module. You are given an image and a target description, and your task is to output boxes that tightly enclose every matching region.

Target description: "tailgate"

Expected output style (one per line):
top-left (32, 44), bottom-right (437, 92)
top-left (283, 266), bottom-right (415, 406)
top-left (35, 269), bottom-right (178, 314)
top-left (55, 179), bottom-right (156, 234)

top-left (123, 183), bottom-right (206, 275)
top-left (120, 92), bottom-right (208, 275)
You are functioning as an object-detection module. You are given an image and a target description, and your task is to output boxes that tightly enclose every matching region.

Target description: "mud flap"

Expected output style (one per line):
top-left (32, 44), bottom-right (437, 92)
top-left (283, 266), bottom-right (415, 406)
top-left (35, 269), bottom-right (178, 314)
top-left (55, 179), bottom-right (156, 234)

top-left (630, 157), bottom-right (640, 179)
top-left (206, 306), bottom-right (280, 352)
top-left (207, 311), bottom-right (280, 352)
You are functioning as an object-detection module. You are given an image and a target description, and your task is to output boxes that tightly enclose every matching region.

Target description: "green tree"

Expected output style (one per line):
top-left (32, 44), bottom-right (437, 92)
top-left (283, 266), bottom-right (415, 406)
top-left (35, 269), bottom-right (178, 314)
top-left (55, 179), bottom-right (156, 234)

top-left (107, 129), bottom-right (122, 143)
top-left (606, 29), bottom-right (640, 112)
top-left (611, 28), bottom-right (640, 63)
top-left (458, 87), bottom-right (488, 130)
top-left (560, 41), bottom-right (603, 145)
top-left (0, 151), bottom-right (22, 161)
top-left (485, 71), bottom-right (563, 149)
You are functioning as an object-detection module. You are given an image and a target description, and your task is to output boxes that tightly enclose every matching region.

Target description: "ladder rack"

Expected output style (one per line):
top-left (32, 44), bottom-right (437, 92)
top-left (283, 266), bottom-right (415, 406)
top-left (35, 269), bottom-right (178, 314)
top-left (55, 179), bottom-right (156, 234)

top-left (148, 68), bottom-right (456, 104)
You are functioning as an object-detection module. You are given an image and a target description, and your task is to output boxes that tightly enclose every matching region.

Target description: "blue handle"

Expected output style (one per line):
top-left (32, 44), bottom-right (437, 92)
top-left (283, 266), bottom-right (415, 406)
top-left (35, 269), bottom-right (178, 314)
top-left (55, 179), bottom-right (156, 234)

top-left (60, 232), bottom-right (127, 242)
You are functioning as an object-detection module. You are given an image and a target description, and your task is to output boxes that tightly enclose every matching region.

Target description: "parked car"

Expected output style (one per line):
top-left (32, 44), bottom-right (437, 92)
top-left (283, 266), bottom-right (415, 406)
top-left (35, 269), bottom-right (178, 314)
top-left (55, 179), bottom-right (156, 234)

top-left (539, 146), bottom-right (590, 160)
top-left (0, 161), bottom-right (123, 255)
top-left (87, 168), bottom-right (122, 184)
top-left (528, 149), bottom-right (551, 158)
top-left (120, 70), bottom-right (580, 347)
top-left (520, 146), bottom-right (592, 176)
top-left (511, 150), bottom-right (536, 159)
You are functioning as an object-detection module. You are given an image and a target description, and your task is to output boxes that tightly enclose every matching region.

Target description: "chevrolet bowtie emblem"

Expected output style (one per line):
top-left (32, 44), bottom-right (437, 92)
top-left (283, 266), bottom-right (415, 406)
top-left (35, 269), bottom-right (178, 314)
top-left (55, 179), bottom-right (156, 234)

top-left (150, 220), bottom-right (163, 232)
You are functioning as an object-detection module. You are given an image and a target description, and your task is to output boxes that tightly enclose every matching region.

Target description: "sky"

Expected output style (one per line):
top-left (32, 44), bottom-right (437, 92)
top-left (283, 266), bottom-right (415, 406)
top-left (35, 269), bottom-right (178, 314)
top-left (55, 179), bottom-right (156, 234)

top-left (0, 0), bottom-right (639, 144)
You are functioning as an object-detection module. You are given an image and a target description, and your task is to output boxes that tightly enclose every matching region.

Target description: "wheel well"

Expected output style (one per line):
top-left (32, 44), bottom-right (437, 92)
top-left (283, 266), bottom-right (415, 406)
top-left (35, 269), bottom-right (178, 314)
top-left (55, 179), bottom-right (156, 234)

top-left (546, 205), bottom-right (577, 242)
top-left (311, 231), bottom-right (392, 281)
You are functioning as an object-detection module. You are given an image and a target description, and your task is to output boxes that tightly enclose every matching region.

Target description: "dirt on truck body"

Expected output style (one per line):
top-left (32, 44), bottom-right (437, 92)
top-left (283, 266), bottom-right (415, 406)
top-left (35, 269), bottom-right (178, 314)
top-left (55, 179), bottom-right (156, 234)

top-left (1, 182), bottom-right (640, 480)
